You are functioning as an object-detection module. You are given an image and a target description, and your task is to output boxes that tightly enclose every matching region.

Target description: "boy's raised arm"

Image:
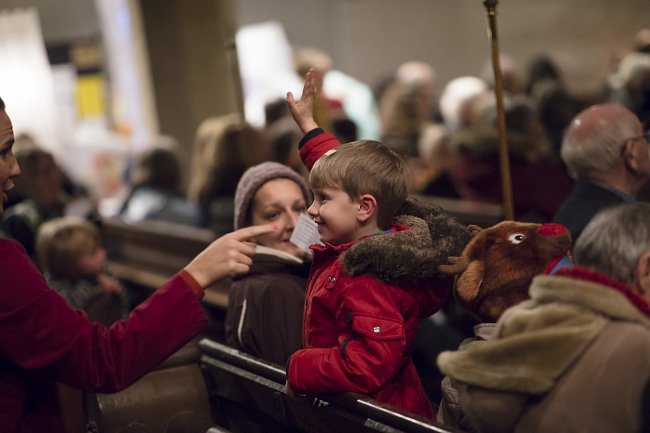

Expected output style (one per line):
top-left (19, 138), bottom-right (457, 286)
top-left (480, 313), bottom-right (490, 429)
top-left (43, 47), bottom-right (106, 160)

top-left (286, 68), bottom-right (320, 134)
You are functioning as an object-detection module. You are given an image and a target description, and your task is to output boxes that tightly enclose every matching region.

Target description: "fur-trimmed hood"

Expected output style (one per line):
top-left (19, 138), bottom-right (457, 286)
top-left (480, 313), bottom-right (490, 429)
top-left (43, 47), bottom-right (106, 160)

top-left (342, 198), bottom-right (473, 288)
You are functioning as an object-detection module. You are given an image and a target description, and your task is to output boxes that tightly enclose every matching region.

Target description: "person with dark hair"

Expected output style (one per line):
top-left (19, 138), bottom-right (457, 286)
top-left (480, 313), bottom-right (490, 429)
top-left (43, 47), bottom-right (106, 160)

top-left (331, 117), bottom-right (358, 143)
top-left (120, 142), bottom-right (198, 225)
top-left (0, 95), bottom-right (275, 433)
top-left (0, 145), bottom-right (65, 257)
top-left (524, 55), bottom-right (562, 96)
top-left (189, 114), bottom-right (269, 235)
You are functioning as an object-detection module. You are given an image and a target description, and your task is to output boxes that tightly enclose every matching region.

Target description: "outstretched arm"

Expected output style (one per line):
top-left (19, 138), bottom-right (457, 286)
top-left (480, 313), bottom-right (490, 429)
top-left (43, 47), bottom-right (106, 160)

top-left (286, 68), bottom-right (320, 134)
top-left (0, 224), bottom-right (275, 394)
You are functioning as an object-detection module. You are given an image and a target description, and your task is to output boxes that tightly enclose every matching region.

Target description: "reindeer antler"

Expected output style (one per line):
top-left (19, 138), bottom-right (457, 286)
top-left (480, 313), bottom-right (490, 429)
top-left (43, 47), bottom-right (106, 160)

top-left (438, 256), bottom-right (470, 274)
top-left (468, 225), bottom-right (482, 235)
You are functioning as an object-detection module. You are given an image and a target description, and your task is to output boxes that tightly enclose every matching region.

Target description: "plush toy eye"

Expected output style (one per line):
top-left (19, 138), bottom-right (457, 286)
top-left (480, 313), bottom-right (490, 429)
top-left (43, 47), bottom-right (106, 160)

top-left (508, 233), bottom-right (526, 244)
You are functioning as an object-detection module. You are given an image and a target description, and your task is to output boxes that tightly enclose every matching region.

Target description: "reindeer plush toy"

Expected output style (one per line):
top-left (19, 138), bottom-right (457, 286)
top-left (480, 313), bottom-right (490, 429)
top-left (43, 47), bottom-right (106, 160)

top-left (439, 221), bottom-right (573, 322)
top-left (435, 220), bottom-right (572, 431)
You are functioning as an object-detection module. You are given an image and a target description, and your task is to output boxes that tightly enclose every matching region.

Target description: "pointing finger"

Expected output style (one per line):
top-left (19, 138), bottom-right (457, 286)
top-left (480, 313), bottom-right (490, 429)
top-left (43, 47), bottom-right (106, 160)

top-left (229, 224), bottom-right (277, 242)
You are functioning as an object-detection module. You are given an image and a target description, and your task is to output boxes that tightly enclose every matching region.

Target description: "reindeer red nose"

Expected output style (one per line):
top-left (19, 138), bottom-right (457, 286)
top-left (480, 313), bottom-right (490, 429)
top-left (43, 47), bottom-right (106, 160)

top-left (538, 223), bottom-right (567, 237)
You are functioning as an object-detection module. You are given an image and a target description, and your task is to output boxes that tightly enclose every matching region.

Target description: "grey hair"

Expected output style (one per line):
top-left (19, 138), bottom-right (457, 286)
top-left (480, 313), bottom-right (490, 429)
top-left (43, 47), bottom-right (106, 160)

top-left (574, 202), bottom-right (650, 283)
top-left (560, 112), bottom-right (638, 180)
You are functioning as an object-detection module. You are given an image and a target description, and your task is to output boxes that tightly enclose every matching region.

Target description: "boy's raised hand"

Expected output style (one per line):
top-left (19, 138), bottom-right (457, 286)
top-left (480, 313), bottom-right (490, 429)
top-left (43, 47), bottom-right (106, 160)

top-left (286, 68), bottom-right (320, 133)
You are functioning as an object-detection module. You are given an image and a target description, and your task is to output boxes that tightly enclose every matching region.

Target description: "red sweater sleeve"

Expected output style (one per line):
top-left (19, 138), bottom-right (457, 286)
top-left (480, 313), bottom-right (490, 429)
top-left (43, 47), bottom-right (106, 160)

top-left (299, 130), bottom-right (341, 171)
top-left (0, 240), bottom-right (208, 392)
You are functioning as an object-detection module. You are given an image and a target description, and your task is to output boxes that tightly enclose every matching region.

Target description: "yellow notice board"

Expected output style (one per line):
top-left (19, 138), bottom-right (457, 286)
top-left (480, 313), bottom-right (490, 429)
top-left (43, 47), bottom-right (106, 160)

top-left (76, 74), bottom-right (105, 117)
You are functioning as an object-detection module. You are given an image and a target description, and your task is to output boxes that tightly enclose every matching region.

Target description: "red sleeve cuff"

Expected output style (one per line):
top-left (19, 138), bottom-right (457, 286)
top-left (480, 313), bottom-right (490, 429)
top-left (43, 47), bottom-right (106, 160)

top-left (177, 269), bottom-right (204, 299)
top-left (299, 131), bottom-right (341, 171)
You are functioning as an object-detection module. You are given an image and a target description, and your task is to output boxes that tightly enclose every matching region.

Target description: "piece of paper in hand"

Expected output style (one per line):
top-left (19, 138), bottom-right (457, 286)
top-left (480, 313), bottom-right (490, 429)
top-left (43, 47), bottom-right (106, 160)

top-left (290, 213), bottom-right (322, 252)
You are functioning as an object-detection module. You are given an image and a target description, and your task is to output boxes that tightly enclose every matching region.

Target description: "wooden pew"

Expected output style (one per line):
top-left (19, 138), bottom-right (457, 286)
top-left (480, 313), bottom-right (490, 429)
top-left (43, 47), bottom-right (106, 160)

top-left (410, 194), bottom-right (504, 228)
top-left (84, 341), bottom-right (222, 433)
top-left (199, 338), bottom-right (466, 433)
top-left (100, 217), bottom-right (229, 310)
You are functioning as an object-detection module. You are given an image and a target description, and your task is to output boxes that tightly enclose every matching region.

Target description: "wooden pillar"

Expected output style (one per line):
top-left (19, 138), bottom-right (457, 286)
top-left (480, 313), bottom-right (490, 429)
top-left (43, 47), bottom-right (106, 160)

top-left (138, 0), bottom-right (240, 178)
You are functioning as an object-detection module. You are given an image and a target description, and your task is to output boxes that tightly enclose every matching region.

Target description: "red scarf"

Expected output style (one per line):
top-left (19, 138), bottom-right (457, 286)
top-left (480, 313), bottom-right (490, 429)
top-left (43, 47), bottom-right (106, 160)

top-left (555, 267), bottom-right (650, 318)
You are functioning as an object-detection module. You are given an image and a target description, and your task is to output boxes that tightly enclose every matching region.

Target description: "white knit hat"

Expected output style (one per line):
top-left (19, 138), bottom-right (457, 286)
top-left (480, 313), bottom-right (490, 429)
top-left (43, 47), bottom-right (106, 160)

top-left (234, 162), bottom-right (311, 230)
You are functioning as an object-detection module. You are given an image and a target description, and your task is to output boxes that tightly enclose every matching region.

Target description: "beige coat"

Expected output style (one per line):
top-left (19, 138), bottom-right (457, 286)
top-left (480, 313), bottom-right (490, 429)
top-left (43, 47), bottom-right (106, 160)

top-left (437, 270), bottom-right (650, 433)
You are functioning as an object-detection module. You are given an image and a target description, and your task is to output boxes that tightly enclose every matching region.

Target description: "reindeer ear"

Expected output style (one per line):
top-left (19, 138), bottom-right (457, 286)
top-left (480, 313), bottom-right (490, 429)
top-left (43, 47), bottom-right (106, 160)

top-left (456, 260), bottom-right (485, 302)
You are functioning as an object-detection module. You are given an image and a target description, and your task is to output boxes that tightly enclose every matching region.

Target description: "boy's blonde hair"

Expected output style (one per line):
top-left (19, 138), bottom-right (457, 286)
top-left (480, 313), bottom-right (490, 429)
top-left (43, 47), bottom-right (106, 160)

top-left (310, 140), bottom-right (409, 228)
top-left (36, 217), bottom-right (101, 280)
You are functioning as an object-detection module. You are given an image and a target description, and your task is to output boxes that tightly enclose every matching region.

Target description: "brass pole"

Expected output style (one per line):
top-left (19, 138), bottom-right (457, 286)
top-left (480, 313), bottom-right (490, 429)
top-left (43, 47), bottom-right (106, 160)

top-left (482, 0), bottom-right (514, 220)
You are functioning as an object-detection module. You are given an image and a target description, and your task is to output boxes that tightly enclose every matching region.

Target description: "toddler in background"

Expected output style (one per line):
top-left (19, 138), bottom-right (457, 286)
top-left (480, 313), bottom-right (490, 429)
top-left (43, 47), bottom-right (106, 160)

top-left (284, 69), bottom-right (470, 418)
top-left (37, 217), bottom-right (127, 325)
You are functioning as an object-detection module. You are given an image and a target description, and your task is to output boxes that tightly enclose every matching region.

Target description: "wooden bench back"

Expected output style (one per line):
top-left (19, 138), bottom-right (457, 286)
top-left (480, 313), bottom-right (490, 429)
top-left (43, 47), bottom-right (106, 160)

top-left (100, 218), bottom-right (229, 309)
top-left (199, 338), bottom-right (465, 433)
top-left (410, 194), bottom-right (504, 228)
top-left (101, 218), bottom-right (214, 288)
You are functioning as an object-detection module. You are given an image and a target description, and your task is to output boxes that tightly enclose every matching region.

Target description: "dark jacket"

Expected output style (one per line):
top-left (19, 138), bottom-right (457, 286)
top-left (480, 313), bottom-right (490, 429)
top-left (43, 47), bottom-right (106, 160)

top-left (225, 246), bottom-right (310, 365)
top-left (553, 180), bottom-right (631, 243)
top-left (1, 199), bottom-right (63, 257)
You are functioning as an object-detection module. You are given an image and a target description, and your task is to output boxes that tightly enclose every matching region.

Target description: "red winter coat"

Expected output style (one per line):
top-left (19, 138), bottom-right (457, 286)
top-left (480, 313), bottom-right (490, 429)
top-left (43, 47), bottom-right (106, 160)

top-left (287, 129), bottom-right (471, 418)
top-left (0, 239), bottom-right (208, 433)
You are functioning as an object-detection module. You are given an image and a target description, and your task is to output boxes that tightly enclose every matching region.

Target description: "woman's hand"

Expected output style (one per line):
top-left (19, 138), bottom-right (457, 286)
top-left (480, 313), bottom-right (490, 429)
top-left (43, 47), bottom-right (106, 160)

top-left (184, 224), bottom-right (276, 288)
top-left (286, 68), bottom-right (320, 133)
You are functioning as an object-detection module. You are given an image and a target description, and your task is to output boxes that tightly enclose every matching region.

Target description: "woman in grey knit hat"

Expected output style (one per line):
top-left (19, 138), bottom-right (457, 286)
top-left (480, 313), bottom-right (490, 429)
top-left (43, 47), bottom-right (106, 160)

top-left (225, 161), bottom-right (312, 365)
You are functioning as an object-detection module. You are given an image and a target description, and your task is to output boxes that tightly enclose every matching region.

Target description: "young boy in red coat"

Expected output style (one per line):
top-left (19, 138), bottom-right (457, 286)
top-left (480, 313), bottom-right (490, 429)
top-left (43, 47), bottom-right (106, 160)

top-left (284, 69), bottom-right (470, 419)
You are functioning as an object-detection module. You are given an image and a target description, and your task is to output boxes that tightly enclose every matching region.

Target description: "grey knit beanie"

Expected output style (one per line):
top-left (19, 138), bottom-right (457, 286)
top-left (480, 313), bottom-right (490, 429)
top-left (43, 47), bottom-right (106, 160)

top-left (234, 162), bottom-right (311, 230)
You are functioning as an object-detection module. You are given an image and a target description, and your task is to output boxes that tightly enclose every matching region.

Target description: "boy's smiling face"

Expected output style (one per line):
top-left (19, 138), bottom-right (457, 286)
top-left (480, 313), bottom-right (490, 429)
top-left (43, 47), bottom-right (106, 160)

top-left (308, 186), bottom-right (361, 245)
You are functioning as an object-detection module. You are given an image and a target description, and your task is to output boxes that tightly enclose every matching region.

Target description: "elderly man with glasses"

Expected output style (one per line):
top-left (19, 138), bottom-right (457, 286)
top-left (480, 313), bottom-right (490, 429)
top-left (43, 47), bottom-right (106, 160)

top-left (552, 103), bottom-right (650, 243)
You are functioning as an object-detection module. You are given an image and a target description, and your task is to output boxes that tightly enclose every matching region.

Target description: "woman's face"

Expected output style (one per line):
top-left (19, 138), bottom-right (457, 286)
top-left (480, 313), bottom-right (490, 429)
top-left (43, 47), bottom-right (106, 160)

top-left (0, 111), bottom-right (20, 216)
top-left (250, 178), bottom-right (307, 258)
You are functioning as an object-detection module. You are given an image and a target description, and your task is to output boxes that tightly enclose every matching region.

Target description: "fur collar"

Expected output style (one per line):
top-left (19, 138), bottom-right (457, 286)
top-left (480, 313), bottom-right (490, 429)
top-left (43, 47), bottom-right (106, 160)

top-left (341, 198), bottom-right (473, 287)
